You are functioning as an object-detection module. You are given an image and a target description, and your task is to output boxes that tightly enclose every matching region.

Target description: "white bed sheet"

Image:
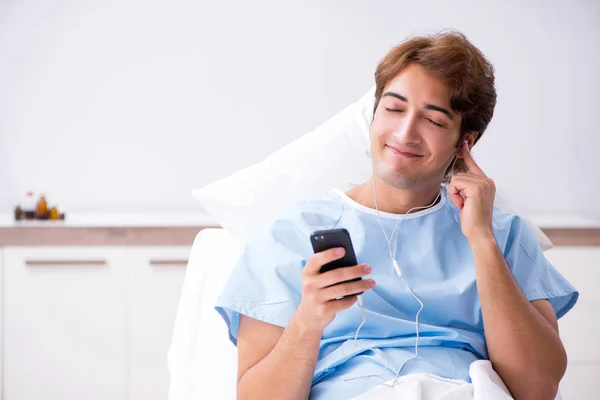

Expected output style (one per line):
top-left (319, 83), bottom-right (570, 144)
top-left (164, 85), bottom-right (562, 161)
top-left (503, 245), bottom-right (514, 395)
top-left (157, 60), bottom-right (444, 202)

top-left (168, 228), bottom-right (240, 400)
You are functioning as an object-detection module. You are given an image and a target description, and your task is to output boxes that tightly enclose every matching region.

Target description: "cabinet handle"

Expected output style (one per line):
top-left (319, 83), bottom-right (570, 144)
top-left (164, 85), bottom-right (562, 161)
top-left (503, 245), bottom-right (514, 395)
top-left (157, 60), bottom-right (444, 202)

top-left (149, 259), bottom-right (188, 266)
top-left (25, 260), bottom-right (107, 266)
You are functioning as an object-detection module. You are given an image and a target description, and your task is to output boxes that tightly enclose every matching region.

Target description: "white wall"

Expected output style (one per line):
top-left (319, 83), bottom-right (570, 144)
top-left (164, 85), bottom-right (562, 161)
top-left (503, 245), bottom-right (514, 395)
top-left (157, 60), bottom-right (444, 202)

top-left (1, 0), bottom-right (598, 218)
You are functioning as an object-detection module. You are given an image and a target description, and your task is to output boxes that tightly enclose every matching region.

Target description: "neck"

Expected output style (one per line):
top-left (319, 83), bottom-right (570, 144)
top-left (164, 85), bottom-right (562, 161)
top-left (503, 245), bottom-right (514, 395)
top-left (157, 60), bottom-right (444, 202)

top-left (346, 175), bottom-right (442, 215)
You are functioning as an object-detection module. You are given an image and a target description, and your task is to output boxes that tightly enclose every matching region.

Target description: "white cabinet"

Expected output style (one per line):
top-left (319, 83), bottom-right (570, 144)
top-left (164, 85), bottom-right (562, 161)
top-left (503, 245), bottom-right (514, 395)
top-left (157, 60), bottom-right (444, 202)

top-left (0, 248), bottom-right (3, 395)
top-left (0, 245), bottom-right (191, 400)
top-left (0, 243), bottom-right (596, 399)
top-left (3, 247), bottom-right (127, 400)
top-left (126, 247), bottom-right (189, 400)
top-left (544, 247), bottom-right (600, 400)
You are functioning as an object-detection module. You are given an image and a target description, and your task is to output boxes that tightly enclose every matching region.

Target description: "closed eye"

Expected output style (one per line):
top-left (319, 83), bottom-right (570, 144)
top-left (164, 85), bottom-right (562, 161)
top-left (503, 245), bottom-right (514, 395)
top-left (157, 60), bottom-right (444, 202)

top-left (385, 108), bottom-right (404, 113)
top-left (426, 118), bottom-right (444, 128)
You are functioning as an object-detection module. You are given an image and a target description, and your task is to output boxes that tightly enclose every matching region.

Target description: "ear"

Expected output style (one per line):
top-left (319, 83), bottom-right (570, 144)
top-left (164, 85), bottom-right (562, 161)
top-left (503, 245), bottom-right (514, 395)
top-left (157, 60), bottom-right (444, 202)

top-left (457, 131), bottom-right (479, 158)
top-left (464, 131), bottom-right (478, 149)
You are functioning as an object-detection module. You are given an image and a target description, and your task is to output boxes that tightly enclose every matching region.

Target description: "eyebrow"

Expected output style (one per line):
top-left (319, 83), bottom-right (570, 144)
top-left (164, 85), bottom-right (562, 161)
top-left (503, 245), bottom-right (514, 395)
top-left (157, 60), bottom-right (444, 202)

top-left (382, 91), bottom-right (454, 120)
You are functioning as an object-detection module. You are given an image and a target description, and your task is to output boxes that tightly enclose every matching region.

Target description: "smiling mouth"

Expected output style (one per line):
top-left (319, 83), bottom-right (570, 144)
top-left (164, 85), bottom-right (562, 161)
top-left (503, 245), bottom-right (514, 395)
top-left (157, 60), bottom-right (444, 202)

top-left (386, 145), bottom-right (424, 158)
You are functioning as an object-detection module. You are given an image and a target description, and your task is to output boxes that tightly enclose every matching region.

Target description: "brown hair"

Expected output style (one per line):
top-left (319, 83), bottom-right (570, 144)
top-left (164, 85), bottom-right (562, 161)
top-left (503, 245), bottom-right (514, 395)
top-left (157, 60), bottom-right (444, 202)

top-left (373, 30), bottom-right (497, 181)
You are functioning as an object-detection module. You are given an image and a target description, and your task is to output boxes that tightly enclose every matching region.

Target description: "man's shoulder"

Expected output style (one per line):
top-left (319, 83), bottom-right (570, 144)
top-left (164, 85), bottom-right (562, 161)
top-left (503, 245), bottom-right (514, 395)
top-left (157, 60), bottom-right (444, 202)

top-left (491, 207), bottom-right (522, 229)
top-left (490, 207), bottom-right (546, 254)
top-left (271, 190), bottom-right (347, 233)
top-left (244, 190), bottom-right (347, 251)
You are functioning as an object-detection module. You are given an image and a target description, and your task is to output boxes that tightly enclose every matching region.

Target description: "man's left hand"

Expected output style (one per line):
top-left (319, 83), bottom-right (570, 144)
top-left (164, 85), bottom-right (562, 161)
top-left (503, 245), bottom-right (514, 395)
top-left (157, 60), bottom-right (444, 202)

top-left (448, 142), bottom-right (496, 243)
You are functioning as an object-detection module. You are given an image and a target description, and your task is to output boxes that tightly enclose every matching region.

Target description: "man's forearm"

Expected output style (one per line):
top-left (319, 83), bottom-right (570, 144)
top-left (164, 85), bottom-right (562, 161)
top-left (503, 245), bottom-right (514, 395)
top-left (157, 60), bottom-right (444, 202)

top-left (237, 313), bottom-right (321, 400)
top-left (471, 236), bottom-right (567, 400)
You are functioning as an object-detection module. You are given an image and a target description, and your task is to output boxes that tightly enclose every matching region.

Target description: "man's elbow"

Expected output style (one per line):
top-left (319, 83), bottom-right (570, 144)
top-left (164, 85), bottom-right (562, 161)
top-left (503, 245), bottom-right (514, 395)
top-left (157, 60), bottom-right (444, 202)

top-left (510, 347), bottom-right (567, 399)
top-left (521, 384), bottom-right (559, 400)
top-left (511, 375), bottom-right (561, 400)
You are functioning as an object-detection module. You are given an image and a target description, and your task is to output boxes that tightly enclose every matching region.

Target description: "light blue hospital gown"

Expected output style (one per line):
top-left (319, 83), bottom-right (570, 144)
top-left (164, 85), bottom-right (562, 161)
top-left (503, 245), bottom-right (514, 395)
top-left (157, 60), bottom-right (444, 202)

top-left (215, 186), bottom-right (578, 399)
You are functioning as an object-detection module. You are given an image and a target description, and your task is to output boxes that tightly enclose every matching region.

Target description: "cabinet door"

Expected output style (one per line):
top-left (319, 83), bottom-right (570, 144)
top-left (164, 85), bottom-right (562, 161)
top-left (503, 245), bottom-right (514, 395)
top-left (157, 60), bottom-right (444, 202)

top-left (127, 246), bottom-right (190, 400)
top-left (544, 246), bottom-right (600, 400)
top-left (0, 248), bottom-right (3, 394)
top-left (3, 247), bottom-right (126, 400)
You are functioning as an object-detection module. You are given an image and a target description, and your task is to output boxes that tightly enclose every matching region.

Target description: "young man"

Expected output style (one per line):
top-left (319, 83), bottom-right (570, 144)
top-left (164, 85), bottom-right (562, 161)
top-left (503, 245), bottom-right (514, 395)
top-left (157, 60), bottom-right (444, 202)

top-left (215, 31), bottom-right (578, 400)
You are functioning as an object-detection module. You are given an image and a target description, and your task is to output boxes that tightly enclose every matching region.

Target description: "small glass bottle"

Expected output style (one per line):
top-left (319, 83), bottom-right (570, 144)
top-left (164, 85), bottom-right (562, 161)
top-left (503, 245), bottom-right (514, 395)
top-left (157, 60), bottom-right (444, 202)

top-left (14, 206), bottom-right (22, 221)
top-left (36, 194), bottom-right (48, 220)
top-left (49, 207), bottom-right (59, 220)
top-left (57, 205), bottom-right (66, 220)
top-left (22, 192), bottom-right (36, 220)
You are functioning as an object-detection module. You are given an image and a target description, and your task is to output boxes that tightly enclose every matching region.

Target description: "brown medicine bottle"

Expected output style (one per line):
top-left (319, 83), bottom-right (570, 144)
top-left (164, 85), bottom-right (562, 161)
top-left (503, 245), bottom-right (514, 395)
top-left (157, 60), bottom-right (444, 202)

top-left (36, 194), bottom-right (48, 219)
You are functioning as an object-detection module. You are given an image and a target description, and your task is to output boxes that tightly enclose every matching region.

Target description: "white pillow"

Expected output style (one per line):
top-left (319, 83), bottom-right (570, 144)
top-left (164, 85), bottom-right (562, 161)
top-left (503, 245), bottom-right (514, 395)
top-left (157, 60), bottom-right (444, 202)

top-left (192, 86), bottom-right (553, 251)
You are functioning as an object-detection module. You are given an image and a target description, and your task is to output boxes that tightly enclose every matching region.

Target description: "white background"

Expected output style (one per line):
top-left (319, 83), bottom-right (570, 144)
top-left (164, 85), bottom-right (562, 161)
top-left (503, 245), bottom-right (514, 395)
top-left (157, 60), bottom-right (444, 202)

top-left (1, 0), bottom-right (598, 220)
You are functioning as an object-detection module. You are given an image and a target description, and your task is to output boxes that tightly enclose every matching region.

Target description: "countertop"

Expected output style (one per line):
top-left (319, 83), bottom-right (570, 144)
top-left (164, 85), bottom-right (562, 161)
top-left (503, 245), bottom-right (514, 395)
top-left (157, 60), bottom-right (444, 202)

top-left (0, 211), bottom-right (219, 246)
top-left (0, 211), bottom-right (218, 228)
top-left (0, 212), bottom-right (599, 246)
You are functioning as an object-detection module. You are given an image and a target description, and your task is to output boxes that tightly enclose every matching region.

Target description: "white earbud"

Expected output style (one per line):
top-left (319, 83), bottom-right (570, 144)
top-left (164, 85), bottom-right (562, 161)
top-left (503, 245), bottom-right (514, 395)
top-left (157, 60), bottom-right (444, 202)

top-left (392, 259), bottom-right (402, 277)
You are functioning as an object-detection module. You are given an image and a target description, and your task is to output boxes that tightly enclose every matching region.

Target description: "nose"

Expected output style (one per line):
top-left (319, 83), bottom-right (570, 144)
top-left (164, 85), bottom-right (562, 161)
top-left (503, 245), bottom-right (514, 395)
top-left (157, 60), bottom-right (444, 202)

top-left (393, 111), bottom-right (421, 144)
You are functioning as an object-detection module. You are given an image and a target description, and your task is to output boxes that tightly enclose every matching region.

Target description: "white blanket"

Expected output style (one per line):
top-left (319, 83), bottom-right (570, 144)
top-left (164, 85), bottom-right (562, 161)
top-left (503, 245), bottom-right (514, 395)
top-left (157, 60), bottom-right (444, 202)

top-left (351, 360), bottom-right (512, 400)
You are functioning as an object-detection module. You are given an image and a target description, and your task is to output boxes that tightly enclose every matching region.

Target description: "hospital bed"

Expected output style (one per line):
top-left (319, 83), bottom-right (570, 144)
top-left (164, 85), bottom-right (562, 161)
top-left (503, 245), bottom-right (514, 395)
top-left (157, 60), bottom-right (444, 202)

top-left (167, 228), bottom-right (564, 400)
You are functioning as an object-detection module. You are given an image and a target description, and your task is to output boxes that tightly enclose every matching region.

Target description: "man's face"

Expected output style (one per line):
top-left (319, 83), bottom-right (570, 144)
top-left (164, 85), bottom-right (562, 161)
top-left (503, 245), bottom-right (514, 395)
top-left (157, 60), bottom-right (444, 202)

top-left (370, 63), bottom-right (462, 189)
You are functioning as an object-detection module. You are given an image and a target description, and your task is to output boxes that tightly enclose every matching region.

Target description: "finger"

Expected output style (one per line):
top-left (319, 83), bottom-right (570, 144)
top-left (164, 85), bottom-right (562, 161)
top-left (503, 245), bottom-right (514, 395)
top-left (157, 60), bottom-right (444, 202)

top-left (326, 295), bottom-right (358, 314)
top-left (320, 279), bottom-right (375, 301)
top-left (451, 174), bottom-right (494, 197)
top-left (317, 264), bottom-right (371, 288)
top-left (449, 192), bottom-right (465, 209)
top-left (451, 174), bottom-right (489, 189)
top-left (305, 247), bottom-right (346, 275)
top-left (453, 172), bottom-right (487, 181)
top-left (461, 142), bottom-right (487, 177)
top-left (450, 174), bottom-right (486, 191)
top-left (448, 179), bottom-right (465, 210)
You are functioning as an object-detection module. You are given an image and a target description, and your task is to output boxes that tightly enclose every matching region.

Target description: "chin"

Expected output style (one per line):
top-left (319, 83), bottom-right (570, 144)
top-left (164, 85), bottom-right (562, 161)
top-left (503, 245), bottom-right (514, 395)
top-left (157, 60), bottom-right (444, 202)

top-left (375, 163), bottom-right (418, 189)
top-left (374, 161), bottom-right (441, 190)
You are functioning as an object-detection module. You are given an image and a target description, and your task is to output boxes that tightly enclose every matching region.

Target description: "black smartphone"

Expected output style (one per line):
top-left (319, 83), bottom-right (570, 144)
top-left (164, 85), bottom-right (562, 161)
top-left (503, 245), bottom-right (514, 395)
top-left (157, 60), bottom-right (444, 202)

top-left (310, 228), bottom-right (363, 294)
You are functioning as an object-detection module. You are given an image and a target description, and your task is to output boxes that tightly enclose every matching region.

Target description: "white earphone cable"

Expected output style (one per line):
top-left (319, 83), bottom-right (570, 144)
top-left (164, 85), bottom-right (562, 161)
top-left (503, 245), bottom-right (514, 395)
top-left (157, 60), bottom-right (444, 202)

top-left (373, 176), bottom-right (441, 387)
top-left (343, 154), bottom-right (459, 386)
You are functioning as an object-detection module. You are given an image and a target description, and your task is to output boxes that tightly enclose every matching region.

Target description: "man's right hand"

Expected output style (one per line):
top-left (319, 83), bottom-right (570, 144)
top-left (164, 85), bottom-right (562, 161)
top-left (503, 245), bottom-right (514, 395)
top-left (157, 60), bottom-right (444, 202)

top-left (236, 248), bottom-right (374, 399)
top-left (296, 247), bottom-right (375, 332)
